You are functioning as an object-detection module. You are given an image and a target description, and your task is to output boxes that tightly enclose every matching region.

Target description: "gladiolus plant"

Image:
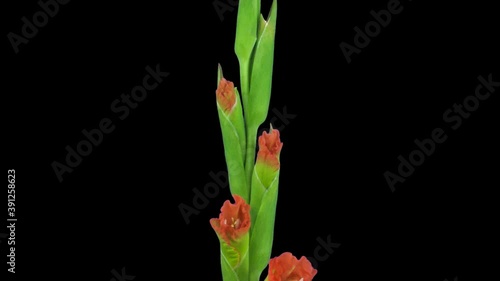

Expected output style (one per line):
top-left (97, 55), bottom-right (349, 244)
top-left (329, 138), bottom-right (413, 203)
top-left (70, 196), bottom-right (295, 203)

top-left (211, 0), bottom-right (317, 280)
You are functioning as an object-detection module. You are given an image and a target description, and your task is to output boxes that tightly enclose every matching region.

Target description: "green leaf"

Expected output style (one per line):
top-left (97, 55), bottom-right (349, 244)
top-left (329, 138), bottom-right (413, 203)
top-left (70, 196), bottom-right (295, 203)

top-left (247, 0), bottom-right (277, 129)
top-left (243, 0), bottom-right (278, 185)
top-left (235, 0), bottom-right (260, 105)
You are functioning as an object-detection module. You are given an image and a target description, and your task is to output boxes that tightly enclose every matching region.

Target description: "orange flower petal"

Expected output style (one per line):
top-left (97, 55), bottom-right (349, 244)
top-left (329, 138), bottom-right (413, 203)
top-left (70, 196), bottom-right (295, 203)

top-left (216, 78), bottom-right (236, 114)
top-left (256, 128), bottom-right (283, 170)
top-left (268, 252), bottom-right (317, 281)
top-left (210, 195), bottom-right (250, 244)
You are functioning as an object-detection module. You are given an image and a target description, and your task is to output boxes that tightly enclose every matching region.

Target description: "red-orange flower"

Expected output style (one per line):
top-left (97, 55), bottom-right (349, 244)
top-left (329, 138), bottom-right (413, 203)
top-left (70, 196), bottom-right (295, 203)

top-left (268, 252), bottom-right (317, 281)
top-left (216, 78), bottom-right (236, 113)
top-left (256, 128), bottom-right (283, 170)
top-left (210, 195), bottom-right (250, 244)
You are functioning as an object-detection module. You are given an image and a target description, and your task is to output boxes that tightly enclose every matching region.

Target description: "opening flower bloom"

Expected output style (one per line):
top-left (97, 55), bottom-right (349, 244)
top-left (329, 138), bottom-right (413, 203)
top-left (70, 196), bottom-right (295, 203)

top-left (267, 252), bottom-right (317, 281)
top-left (256, 127), bottom-right (283, 170)
top-left (210, 194), bottom-right (251, 244)
top-left (216, 77), bottom-right (237, 114)
top-left (254, 127), bottom-right (283, 189)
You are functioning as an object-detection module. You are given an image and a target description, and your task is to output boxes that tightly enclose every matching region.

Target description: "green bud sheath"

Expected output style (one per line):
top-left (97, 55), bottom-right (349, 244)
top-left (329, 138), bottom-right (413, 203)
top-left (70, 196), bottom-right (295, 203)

top-left (249, 128), bottom-right (282, 281)
top-left (216, 65), bottom-right (248, 201)
top-left (220, 233), bottom-right (250, 281)
top-left (249, 170), bottom-right (279, 281)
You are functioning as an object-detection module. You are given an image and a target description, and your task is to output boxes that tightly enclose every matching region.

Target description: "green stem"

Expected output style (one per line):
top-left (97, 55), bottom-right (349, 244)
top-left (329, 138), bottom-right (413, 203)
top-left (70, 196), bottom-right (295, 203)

top-left (240, 61), bottom-right (251, 111)
top-left (245, 125), bottom-right (257, 195)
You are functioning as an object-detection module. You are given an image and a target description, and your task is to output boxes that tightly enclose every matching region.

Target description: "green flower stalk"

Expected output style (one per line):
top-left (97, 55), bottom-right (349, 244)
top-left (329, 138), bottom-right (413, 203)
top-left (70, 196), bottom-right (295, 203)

top-left (210, 0), bottom-right (318, 280)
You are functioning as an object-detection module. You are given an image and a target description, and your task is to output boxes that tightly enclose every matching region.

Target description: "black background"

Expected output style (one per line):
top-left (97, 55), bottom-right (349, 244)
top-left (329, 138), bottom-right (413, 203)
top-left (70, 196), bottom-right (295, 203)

top-left (3, 0), bottom-right (499, 280)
